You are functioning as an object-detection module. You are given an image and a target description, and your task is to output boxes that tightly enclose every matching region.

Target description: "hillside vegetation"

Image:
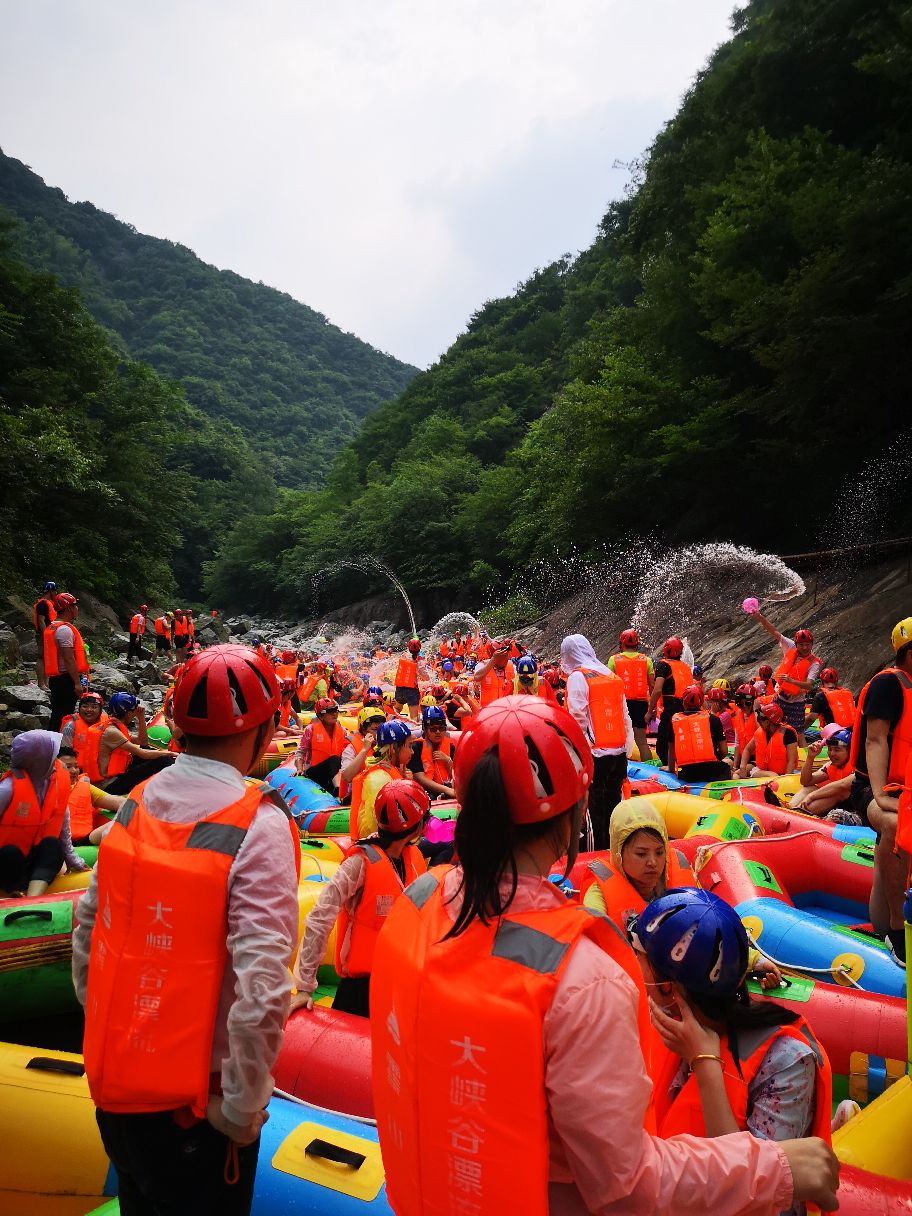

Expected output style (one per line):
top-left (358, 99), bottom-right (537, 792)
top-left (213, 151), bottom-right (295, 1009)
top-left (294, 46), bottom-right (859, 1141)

top-left (204, 0), bottom-right (912, 616)
top-left (0, 150), bottom-right (416, 486)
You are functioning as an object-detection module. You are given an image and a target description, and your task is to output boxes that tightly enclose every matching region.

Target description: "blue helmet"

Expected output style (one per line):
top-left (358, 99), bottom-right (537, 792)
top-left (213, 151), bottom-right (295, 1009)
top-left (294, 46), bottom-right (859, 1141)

top-left (442, 659), bottom-right (454, 672)
top-left (367, 685), bottom-right (384, 699)
top-left (376, 719), bottom-right (413, 749)
top-left (516, 655), bottom-right (538, 679)
top-left (422, 704), bottom-right (447, 727)
top-left (43, 580), bottom-right (57, 593)
top-left (633, 888), bottom-right (749, 996)
top-left (692, 664), bottom-right (704, 678)
top-left (360, 672), bottom-right (371, 683)
top-left (830, 728), bottom-right (852, 749)
top-left (109, 691), bottom-right (139, 719)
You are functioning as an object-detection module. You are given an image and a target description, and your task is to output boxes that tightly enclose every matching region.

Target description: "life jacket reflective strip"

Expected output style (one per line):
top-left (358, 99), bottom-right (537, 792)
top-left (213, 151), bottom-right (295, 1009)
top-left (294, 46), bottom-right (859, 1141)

top-left (310, 720), bottom-right (348, 767)
top-left (661, 659), bottom-right (693, 702)
top-left (570, 667), bottom-right (626, 749)
top-left (775, 647), bottom-right (820, 697)
top-left (298, 673), bottom-right (320, 703)
top-left (370, 874), bottom-right (654, 1216)
top-left (612, 653), bottom-right (650, 701)
top-left (44, 620), bottom-right (89, 677)
top-left (730, 708), bottom-right (757, 752)
top-left (129, 614), bottom-right (146, 635)
top-left (851, 668), bottom-right (912, 784)
top-left (103, 720), bottom-right (132, 778)
top-left (420, 738), bottom-right (452, 785)
top-left (0, 762), bottom-right (71, 854)
top-left (83, 780), bottom-right (300, 1116)
top-left (478, 662), bottom-right (515, 707)
top-left (34, 597), bottom-right (57, 631)
top-left (671, 711), bottom-right (717, 766)
top-left (335, 842), bottom-right (426, 977)
top-left (655, 1018), bottom-right (832, 1144)
top-left (822, 686), bottom-right (855, 726)
top-left (68, 774), bottom-right (96, 839)
top-left (753, 725), bottom-right (790, 774)
top-left (349, 763), bottom-right (402, 840)
top-left (395, 657), bottom-right (419, 689)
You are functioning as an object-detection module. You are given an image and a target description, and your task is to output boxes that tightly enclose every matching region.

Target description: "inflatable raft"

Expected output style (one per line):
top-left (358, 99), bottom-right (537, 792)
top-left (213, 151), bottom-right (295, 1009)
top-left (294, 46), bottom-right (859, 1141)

top-left (0, 890), bottom-right (83, 1023)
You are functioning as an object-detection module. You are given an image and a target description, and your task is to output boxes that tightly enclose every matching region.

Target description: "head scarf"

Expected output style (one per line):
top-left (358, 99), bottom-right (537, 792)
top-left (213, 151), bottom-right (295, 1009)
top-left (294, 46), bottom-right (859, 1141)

top-left (609, 799), bottom-right (668, 877)
top-left (10, 730), bottom-right (63, 804)
top-left (559, 633), bottom-right (610, 678)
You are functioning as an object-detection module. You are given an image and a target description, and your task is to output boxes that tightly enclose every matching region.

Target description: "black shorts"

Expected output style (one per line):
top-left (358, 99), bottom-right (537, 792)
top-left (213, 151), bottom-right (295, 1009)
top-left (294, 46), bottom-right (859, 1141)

top-left (848, 777), bottom-right (873, 827)
top-left (628, 699), bottom-right (648, 729)
top-left (395, 685), bottom-right (420, 707)
top-left (155, 635), bottom-right (169, 651)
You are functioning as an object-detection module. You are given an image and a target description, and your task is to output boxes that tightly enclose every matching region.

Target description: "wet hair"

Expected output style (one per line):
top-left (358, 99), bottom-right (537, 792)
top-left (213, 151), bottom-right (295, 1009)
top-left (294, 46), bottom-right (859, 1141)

top-left (443, 749), bottom-right (583, 939)
top-left (58, 746), bottom-right (78, 759)
top-left (687, 983), bottom-right (800, 1075)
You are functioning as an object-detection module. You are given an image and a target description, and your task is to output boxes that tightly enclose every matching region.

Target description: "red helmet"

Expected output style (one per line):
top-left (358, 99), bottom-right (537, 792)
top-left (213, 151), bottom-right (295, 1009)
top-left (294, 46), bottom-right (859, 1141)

top-left (282, 650), bottom-right (296, 663)
top-left (280, 678), bottom-right (296, 694)
top-left (619, 628), bottom-right (639, 649)
top-left (79, 691), bottom-right (104, 707)
top-left (316, 660), bottom-right (328, 671)
top-left (705, 686), bottom-right (727, 704)
top-left (682, 684), bottom-right (705, 710)
top-left (820, 666), bottom-right (838, 685)
top-left (758, 664), bottom-right (773, 680)
top-left (794, 628), bottom-right (814, 645)
top-left (314, 697), bottom-right (338, 715)
top-left (453, 695), bottom-right (592, 824)
top-left (452, 683), bottom-right (469, 697)
top-left (735, 683), bottom-right (755, 699)
top-left (407, 639), bottom-right (421, 655)
top-left (431, 684), bottom-right (446, 700)
top-left (757, 701), bottom-right (784, 725)
top-left (54, 592), bottom-right (78, 611)
top-left (139, 604), bottom-right (149, 613)
top-left (663, 637), bottom-right (684, 659)
top-left (374, 779), bottom-right (430, 837)
top-left (541, 665), bottom-right (561, 688)
top-left (171, 644), bottom-right (279, 736)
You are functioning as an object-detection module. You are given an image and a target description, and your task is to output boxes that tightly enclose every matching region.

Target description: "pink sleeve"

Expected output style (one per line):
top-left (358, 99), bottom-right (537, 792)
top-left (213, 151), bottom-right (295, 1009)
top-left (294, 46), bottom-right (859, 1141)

top-left (544, 941), bottom-right (793, 1216)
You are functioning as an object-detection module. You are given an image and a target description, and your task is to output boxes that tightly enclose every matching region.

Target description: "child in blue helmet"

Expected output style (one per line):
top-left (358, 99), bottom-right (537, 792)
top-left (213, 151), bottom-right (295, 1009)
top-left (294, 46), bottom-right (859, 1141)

top-left (789, 727), bottom-right (859, 822)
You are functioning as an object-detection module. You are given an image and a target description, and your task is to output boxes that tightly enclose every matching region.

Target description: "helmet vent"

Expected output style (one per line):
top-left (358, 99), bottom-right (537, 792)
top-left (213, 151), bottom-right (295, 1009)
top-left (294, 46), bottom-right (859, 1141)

top-left (226, 668), bottom-right (248, 717)
top-left (186, 675), bottom-right (210, 720)
top-left (245, 660), bottom-right (273, 701)
top-left (524, 736), bottom-right (554, 797)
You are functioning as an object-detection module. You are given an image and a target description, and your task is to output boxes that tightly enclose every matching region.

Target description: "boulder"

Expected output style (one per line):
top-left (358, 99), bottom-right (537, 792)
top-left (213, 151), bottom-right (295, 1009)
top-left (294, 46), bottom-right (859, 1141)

top-left (0, 684), bottom-right (50, 712)
top-left (88, 663), bottom-right (135, 694)
top-left (0, 732), bottom-right (12, 768)
top-left (136, 662), bottom-right (160, 685)
top-left (0, 627), bottom-right (19, 666)
top-left (110, 633), bottom-right (131, 655)
top-left (1, 712), bottom-right (43, 732)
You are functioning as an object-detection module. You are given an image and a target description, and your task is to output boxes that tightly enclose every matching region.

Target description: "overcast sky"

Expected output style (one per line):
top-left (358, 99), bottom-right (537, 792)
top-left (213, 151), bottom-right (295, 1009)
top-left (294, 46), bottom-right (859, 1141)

top-left (1, 1), bottom-right (737, 368)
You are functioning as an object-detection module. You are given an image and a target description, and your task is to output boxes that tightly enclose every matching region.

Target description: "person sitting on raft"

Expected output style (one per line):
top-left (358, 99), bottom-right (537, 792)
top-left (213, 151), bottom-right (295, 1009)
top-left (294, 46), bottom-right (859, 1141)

top-left (635, 888), bottom-right (833, 1216)
top-left (731, 684), bottom-right (759, 771)
top-left (789, 727), bottom-right (858, 822)
top-left (338, 704), bottom-right (387, 804)
top-left (513, 653), bottom-right (557, 703)
top-left (735, 702), bottom-right (799, 779)
top-left (290, 779), bottom-right (430, 1019)
top-left (669, 684), bottom-right (733, 783)
top-left (406, 704), bottom-right (455, 800)
top-left (96, 692), bottom-right (169, 792)
top-left (0, 729), bottom-right (69, 897)
top-left (292, 698), bottom-right (350, 795)
top-left (60, 690), bottom-right (108, 781)
top-left (369, 695), bottom-right (840, 1216)
top-left (349, 718), bottom-right (415, 840)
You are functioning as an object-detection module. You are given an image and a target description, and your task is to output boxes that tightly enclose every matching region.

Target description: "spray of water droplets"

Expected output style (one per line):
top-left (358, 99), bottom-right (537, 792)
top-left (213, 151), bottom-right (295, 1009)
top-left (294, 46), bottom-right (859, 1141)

top-left (312, 556), bottom-right (418, 637)
top-left (427, 612), bottom-right (483, 648)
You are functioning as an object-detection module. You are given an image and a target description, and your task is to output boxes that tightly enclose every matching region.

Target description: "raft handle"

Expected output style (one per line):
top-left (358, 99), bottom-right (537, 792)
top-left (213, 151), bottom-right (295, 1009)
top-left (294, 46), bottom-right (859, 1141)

top-left (26, 1056), bottom-right (85, 1077)
top-left (3, 909), bottom-right (53, 925)
top-left (305, 1137), bottom-right (366, 1170)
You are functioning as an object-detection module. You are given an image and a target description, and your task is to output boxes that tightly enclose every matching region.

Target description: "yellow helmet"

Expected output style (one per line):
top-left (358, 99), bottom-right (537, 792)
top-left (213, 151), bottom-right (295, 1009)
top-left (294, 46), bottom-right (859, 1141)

top-left (358, 704), bottom-right (386, 731)
top-left (420, 694), bottom-right (437, 707)
top-left (711, 678), bottom-right (732, 693)
top-left (891, 617), bottom-right (912, 651)
top-left (383, 690), bottom-right (396, 705)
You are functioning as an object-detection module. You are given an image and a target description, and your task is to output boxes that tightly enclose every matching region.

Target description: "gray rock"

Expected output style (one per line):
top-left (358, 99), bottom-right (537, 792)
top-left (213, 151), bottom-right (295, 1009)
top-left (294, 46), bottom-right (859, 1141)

top-left (136, 662), bottom-right (160, 684)
top-left (1, 712), bottom-right (42, 732)
top-left (0, 627), bottom-right (20, 666)
top-left (233, 618), bottom-right (251, 635)
top-left (0, 731), bottom-right (12, 767)
top-left (88, 663), bottom-right (136, 694)
top-left (16, 638), bottom-right (39, 662)
top-left (0, 684), bottom-right (50, 712)
top-left (110, 633), bottom-right (131, 654)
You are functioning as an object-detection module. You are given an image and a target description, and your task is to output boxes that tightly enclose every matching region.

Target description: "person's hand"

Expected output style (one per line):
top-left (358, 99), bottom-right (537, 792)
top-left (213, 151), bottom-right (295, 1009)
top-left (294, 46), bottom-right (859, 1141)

top-left (289, 990), bottom-right (315, 1013)
top-left (433, 750), bottom-right (453, 770)
top-left (780, 1137), bottom-right (840, 1211)
top-left (363, 729), bottom-right (377, 752)
top-left (136, 705), bottom-right (146, 721)
top-left (649, 991), bottom-right (720, 1062)
top-left (807, 739), bottom-right (825, 757)
top-left (751, 958), bottom-right (783, 989)
top-left (206, 1096), bottom-right (268, 1146)
top-left (830, 1099), bottom-right (859, 1133)
top-left (66, 860), bottom-right (91, 875)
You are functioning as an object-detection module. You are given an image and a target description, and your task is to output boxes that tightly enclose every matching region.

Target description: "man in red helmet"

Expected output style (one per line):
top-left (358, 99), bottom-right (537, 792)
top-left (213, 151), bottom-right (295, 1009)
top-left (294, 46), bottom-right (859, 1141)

top-left (735, 701), bottom-right (799, 778)
top-left (608, 628), bottom-right (654, 762)
top-left (127, 604), bottom-right (149, 664)
top-left (749, 609), bottom-right (821, 745)
top-left (644, 637), bottom-right (693, 768)
top-left (72, 644), bottom-right (300, 1213)
top-left (44, 593), bottom-right (91, 731)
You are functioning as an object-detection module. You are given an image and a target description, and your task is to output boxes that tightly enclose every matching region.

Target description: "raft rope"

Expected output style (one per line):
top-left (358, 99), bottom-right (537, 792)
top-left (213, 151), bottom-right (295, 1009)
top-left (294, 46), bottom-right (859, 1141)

top-left (692, 830), bottom-right (865, 989)
top-left (273, 1085), bottom-right (378, 1127)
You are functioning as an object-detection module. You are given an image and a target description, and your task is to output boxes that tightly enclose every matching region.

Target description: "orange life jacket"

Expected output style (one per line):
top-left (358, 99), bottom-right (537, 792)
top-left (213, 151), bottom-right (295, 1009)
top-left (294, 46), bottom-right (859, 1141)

top-left (335, 842), bottom-right (426, 977)
top-left (102, 720), bottom-right (132, 779)
top-left (172, 618), bottom-right (189, 642)
top-left (851, 668), bottom-right (912, 783)
top-left (33, 597), bottom-right (56, 631)
top-left (821, 758), bottom-right (854, 785)
top-left (43, 620), bottom-right (89, 677)
top-left (570, 667), bottom-right (626, 749)
top-left (63, 712), bottom-right (108, 783)
top-left (129, 613), bottom-right (146, 635)
top-left (0, 762), bottom-right (70, 854)
top-left (68, 774), bottom-right (96, 840)
top-left (730, 707), bottom-right (757, 752)
top-left (821, 686), bottom-right (855, 727)
top-left (154, 616), bottom-right (169, 637)
top-left (297, 672), bottom-right (321, 703)
top-left (395, 656), bottom-right (419, 690)
top-left (753, 725), bottom-right (791, 774)
top-left (309, 720), bottom-right (348, 767)
top-left (660, 659), bottom-right (693, 703)
top-left (278, 700), bottom-right (296, 729)
top-left (438, 641), bottom-right (450, 659)
top-left (83, 780), bottom-right (300, 1117)
top-left (275, 663), bottom-right (298, 682)
top-left (775, 647), bottom-right (820, 697)
top-left (671, 711), bottom-right (718, 766)
top-left (348, 763), bottom-right (402, 840)
top-left (579, 850), bottom-right (695, 938)
top-left (655, 1018), bottom-right (832, 1144)
top-left (370, 872), bottom-right (654, 1216)
top-left (450, 640), bottom-right (466, 658)
top-left (420, 737), bottom-right (453, 785)
top-left (478, 661), bottom-right (515, 707)
top-left (612, 652), bottom-right (650, 701)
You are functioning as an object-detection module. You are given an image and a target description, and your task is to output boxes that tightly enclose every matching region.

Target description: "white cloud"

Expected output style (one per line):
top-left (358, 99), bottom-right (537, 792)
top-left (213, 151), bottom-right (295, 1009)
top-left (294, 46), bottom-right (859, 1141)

top-left (1, 0), bottom-right (736, 366)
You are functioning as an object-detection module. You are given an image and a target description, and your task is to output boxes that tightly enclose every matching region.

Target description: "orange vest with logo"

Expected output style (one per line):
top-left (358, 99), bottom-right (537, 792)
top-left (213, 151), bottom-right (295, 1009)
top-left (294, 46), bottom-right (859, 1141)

top-left (335, 842), bottom-right (426, 977)
top-left (661, 659), bottom-right (693, 703)
top-left (656, 1018), bottom-right (832, 1144)
top-left (420, 737), bottom-right (453, 785)
top-left (68, 774), bottom-right (96, 840)
top-left (83, 781), bottom-right (300, 1117)
top-left (571, 667), bottom-right (626, 749)
top-left (102, 720), bottom-right (133, 779)
top-left (478, 662), bottom-right (515, 707)
top-left (0, 762), bottom-right (70, 854)
top-left (775, 647), bottom-right (820, 697)
top-left (753, 725), bottom-right (790, 774)
top-left (370, 872), bottom-right (654, 1216)
top-left (395, 657), bottom-right (419, 690)
top-left (310, 720), bottom-right (347, 767)
top-left (612, 653), bottom-right (649, 701)
top-left (671, 711), bottom-right (717, 766)
top-left (34, 597), bottom-right (57, 631)
top-left (730, 707), bottom-right (757, 752)
top-left (275, 663), bottom-right (298, 682)
top-left (44, 620), bottom-right (89, 677)
top-left (349, 762), bottom-right (402, 840)
top-left (822, 686), bottom-right (855, 727)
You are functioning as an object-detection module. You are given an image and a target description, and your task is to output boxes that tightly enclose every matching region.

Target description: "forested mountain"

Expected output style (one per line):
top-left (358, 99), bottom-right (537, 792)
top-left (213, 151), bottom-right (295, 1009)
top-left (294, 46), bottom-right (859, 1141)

top-left (0, 151), bottom-right (417, 486)
top-left (204, 0), bottom-right (912, 615)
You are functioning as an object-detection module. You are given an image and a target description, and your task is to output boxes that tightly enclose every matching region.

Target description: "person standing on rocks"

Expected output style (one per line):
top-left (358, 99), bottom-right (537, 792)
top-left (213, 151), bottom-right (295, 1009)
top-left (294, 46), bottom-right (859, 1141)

top-left (33, 580), bottom-right (58, 690)
top-left (127, 604), bottom-right (148, 663)
top-left (44, 593), bottom-right (91, 731)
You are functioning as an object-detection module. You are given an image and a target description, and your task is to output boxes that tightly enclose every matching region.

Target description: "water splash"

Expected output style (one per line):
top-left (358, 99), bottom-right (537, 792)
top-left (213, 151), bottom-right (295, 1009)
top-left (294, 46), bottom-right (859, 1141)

top-left (313, 556), bottom-right (418, 637)
top-left (427, 612), bottom-right (483, 648)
